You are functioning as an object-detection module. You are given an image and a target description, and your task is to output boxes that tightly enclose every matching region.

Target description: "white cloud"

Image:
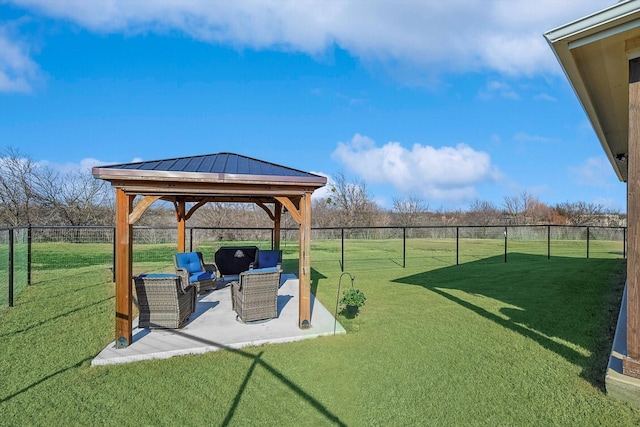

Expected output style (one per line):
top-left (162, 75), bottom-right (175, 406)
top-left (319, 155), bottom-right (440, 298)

top-left (0, 23), bottom-right (40, 93)
top-left (38, 157), bottom-right (141, 174)
top-left (5, 0), bottom-right (614, 79)
top-left (478, 80), bottom-right (519, 100)
top-left (569, 156), bottom-right (616, 188)
top-left (331, 133), bottom-right (502, 203)
top-left (309, 170), bottom-right (333, 200)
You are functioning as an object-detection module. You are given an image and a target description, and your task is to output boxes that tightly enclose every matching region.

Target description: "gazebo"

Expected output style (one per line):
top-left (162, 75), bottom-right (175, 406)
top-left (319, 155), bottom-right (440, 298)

top-left (545, 1), bottom-right (640, 405)
top-left (92, 152), bottom-right (327, 348)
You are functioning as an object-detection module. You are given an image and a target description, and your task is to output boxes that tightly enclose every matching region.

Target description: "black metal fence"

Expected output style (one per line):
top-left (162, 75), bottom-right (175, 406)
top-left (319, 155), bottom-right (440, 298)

top-left (0, 224), bottom-right (628, 310)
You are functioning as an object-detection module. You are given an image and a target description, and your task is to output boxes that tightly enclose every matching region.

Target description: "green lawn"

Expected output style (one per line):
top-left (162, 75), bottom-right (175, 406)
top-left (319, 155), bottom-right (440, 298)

top-left (1, 239), bottom-right (639, 426)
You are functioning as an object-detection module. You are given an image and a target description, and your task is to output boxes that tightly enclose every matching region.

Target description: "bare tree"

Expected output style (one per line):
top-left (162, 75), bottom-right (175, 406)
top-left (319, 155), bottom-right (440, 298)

top-left (0, 147), bottom-right (41, 225)
top-left (503, 191), bottom-right (550, 225)
top-left (35, 167), bottom-right (113, 225)
top-left (327, 171), bottom-right (378, 227)
top-left (553, 201), bottom-right (605, 226)
top-left (392, 197), bottom-right (428, 226)
top-left (466, 199), bottom-right (501, 226)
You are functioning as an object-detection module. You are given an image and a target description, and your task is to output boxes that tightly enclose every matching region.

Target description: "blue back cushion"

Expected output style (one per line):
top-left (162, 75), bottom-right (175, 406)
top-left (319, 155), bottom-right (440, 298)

top-left (245, 267), bottom-right (278, 274)
top-left (175, 252), bottom-right (202, 274)
top-left (257, 250), bottom-right (281, 268)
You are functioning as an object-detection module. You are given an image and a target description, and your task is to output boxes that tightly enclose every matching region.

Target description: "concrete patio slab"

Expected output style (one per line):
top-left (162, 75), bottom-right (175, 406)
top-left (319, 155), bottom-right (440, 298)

top-left (92, 274), bottom-right (345, 366)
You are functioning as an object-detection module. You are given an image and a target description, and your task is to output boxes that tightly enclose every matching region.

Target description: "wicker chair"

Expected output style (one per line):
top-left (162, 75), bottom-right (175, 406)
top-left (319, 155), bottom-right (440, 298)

top-left (230, 267), bottom-right (281, 322)
top-left (174, 251), bottom-right (218, 294)
top-left (134, 273), bottom-right (196, 329)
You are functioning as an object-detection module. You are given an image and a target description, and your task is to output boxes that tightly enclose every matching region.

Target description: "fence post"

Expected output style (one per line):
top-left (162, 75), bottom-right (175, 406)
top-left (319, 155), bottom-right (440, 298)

top-left (27, 225), bottom-right (32, 285)
top-left (586, 226), bottom-right (590, 259)
top-left (547, 225), bottom-right (551, 260)
top-left (456, 226), bottom-right (459, 266)
top-left (341, 228), bottom-right (345, 272)
top-left (504, 226), bottom-right (508, 263)
top-left (9, 228), bottom-right (14, 307)
top-left (403, 227), bottom-right (406, 268)
top-left (625, 227), bottom-right (627, 259)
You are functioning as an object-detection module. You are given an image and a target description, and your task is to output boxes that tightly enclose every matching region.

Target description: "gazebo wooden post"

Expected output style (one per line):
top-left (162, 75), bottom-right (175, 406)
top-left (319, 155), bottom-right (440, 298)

top-left (625, 57), bottom-right (640, 377)
top-left (114, 188), bottom-right (134, 348)
top-left (274, 200), bottom-right (282, 250)
top-left (176, 198), bottom-right (186, 252)
top-left (298, 192), bottom-right (312, 328)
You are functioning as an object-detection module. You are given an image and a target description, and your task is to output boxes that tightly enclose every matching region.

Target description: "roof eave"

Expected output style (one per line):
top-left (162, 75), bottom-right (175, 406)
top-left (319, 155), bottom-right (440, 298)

top-left (544, 0), bottom-right (640, 183)
top-left (92, 167), bottom-right (328, 187)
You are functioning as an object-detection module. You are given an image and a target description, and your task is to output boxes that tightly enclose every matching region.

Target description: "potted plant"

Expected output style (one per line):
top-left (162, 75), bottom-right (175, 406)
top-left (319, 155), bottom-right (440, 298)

top-left (339, 288), bottom-right (366, 317)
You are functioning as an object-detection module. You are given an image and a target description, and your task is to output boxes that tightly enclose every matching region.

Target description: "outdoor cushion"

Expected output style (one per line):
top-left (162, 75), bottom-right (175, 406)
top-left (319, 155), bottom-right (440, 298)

top-left (252, 249), bottom-right (282, 271)
top-left (176, 252), bottom-right (203, 274)
top-left (190, 271), bottom-right (215, 282)
top-left (245, 267), bottom-right (278, 274)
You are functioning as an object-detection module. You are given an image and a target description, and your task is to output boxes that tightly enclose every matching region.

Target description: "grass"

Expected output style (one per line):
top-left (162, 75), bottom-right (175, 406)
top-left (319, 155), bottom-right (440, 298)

top-left (1, 238), bottom-right (639, 425)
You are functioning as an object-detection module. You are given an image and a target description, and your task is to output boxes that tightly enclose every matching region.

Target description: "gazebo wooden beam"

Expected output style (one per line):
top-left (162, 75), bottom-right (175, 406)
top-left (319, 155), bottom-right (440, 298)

top-left (298, 193), bottom-right (312, 328)
top-left (109, 180), bottom-right (318, 196)
top-left (114, 188), bottom-right (134, 348)
top-left (174, 198), bottom-right (187, 252)
top-left (276, 196), bottom-right (302, 224)
top-left (129, 195), bottom-right (161, 224)
top-left (274, 200), bottom-right (282, 250)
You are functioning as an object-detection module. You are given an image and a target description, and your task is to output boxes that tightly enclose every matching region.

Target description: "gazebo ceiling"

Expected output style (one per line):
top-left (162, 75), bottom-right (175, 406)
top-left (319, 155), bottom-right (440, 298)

top-left (92, 152), bottom-right (327, 199)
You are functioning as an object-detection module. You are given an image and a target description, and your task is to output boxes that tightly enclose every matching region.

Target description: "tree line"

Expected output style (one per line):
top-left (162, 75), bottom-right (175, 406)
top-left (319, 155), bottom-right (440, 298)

top-left (0, 149), bottom-right (625, 229)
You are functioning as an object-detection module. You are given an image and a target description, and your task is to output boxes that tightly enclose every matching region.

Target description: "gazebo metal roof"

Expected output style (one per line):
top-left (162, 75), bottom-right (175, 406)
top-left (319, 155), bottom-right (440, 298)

top-left (94, 152), bottom-right (326, 185)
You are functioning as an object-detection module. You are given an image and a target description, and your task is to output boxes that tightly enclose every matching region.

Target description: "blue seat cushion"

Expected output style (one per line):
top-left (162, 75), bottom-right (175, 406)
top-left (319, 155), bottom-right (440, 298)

top-left (190, 271), bottom-right (216, 282)
top-left (176, 252), bottom-right (202, 274)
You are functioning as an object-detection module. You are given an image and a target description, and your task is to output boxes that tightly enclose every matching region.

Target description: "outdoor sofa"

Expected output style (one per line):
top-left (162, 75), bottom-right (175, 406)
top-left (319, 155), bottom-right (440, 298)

top-left (214, 246), bottom-right (259, 277)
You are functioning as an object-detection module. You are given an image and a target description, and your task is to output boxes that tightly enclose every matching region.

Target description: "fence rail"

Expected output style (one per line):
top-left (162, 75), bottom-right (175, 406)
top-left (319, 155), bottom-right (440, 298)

top-left (0, 224), bottom-right (628, 310)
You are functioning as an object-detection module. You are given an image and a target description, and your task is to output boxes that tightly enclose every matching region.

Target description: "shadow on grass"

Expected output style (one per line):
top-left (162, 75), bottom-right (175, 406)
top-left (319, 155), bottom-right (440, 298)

top-left (30, 267), bottom-right (113, 287)
top-left (0, 355), bottom-right (94, 403)
top-left (169, 329), bottom-right (346, 427)
top-left (20, 281), bottom-right (112, 303)
top-left (0, 296), bottom-right (114, 338)
top-left (393, 253), bottom-right (625, 391)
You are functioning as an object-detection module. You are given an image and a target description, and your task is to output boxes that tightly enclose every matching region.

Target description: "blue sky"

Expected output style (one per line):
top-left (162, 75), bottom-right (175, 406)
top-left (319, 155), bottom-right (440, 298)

top-left (0, 0), bottom-right (627, 212)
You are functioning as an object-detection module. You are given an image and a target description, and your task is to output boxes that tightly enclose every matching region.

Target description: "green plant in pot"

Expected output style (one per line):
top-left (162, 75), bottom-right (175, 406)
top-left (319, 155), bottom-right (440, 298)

top-left (339, 288), bottom-right (366, 317)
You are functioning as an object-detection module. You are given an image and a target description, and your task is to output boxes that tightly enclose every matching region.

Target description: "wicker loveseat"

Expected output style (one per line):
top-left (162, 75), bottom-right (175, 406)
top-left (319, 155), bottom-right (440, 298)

top-left (134, 273), bottom-right (196, 329)
top-left (230, 267), bottom-right (281, 322)
top-left (214, 246), bottom-right (259, 277)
